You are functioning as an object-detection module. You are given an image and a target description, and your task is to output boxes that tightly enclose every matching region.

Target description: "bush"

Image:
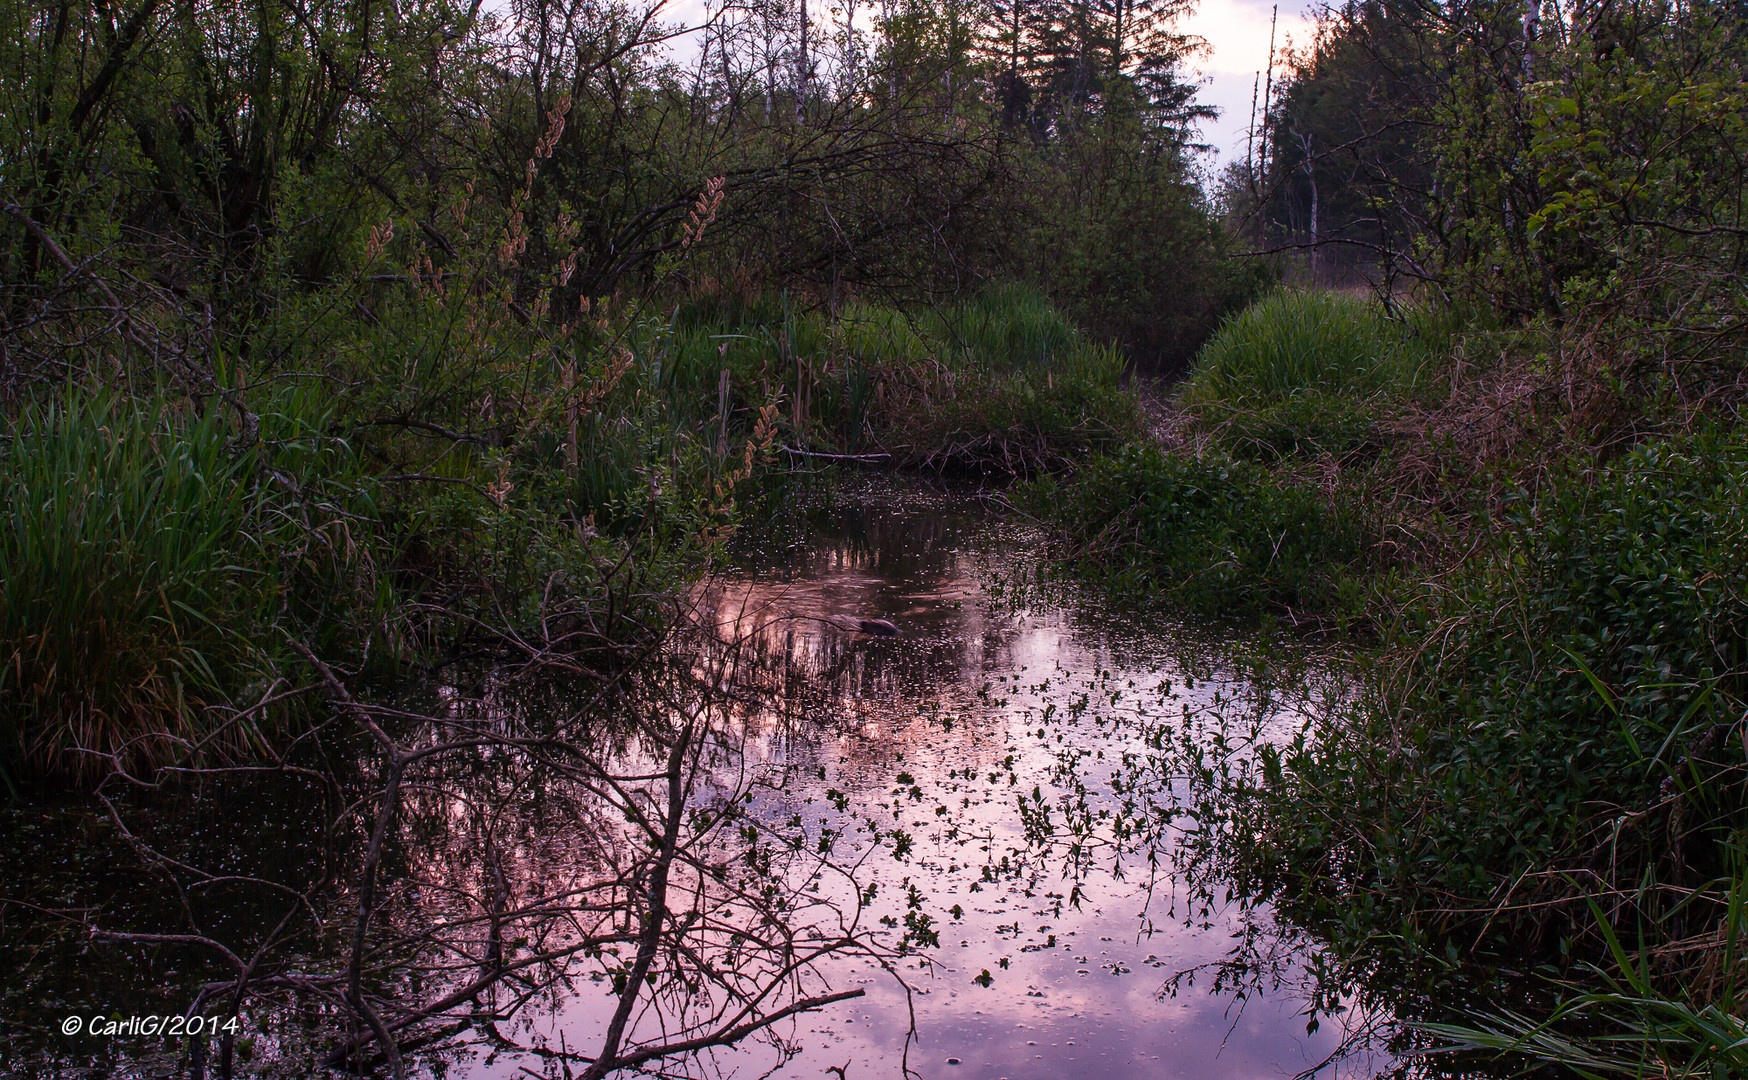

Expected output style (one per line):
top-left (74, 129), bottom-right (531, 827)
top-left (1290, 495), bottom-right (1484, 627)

top-left (1249, 429), bottom-right (1748, 969)
top-left (1021, 444), bottom-right (1382, 616)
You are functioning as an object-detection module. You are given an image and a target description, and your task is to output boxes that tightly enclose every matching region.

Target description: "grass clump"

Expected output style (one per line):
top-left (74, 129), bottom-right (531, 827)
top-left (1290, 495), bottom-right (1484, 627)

top-left (661, 285), bottom-right (1138, 474)
top-left (1177, 290), bottom-right (1464, 465)
top-left (0, 396), bottom-right (279, 781)
top-left (1183, 289), bottom-right (1444, 407)
top-left (1020, 444), bottom-right (1382, 618)
top-left (1421, 898), bottom-right (1748, 1080)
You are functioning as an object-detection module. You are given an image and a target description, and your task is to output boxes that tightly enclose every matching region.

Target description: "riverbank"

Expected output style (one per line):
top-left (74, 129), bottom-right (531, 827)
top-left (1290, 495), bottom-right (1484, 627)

top-left (1024, 288), bottom-right (1748, 1078)
top-left (2, 474), bottom-right (1384, 1080)
top-left (0, 285), bottom-right (1137, 786)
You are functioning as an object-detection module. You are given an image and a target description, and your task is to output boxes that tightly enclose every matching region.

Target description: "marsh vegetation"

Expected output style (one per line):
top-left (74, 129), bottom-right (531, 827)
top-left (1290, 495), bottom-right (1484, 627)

top-left (5, 0), bottom-right (1748, 1076)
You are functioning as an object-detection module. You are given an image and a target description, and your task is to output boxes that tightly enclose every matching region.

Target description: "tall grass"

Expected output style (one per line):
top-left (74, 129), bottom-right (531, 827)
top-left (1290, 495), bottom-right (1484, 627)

top-left (1019, 444), bottom-right (1382, 616)
top-left (1419, 878), bottom-right (1748, 1079)
top-left (1182, 290), bottom-right (1448, 407)
top-left (0, 285), bottom-right (1128, 784)
top-left (0, 395), bottom-right (277, 780)
top-left (931, 282), bottom-right (1082, 370)
top-left (656, 285), bottom-right (1137, 472)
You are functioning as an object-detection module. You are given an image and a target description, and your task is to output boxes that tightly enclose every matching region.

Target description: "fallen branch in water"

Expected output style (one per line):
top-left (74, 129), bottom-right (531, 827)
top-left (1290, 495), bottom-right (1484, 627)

top-left (780, 445), bottom-right (892, 460)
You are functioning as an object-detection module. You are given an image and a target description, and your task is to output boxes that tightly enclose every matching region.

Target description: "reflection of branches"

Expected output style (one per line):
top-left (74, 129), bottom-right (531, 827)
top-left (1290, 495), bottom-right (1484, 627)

top-left (64, 606), bottom-right (896, 1079)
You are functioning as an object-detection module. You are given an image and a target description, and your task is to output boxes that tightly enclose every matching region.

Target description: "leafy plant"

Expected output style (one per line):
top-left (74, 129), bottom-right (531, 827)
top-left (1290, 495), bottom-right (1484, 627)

top-left (659, 284), bottom-right (1138, 474)
top-left (1200, 428), bottom-right (1748, 987)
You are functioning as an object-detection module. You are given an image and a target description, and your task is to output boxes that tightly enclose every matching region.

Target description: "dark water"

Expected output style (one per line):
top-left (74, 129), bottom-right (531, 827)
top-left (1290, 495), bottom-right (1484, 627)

top-left (1, 476), bottom-right (1396, 1079)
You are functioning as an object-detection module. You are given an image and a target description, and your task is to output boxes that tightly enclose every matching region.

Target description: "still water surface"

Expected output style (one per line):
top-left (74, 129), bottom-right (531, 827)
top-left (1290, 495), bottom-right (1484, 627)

top-left (479, 477), bottom-right (1387, 1080)
top-left (0, 476), bottom-right (1393, 1080)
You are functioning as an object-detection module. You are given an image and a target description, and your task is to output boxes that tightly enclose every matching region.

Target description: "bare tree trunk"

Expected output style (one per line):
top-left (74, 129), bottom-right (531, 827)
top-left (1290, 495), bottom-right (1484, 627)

top-left (1521, 0), bottom-right (1540, 83)
top-left (1297, 130), bottom-right (1318, 283)
top-left (796, 0), bottom-right (810, 123)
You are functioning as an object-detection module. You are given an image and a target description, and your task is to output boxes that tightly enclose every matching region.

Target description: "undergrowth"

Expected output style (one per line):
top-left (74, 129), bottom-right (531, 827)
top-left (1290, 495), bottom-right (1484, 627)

top-left (1020, 444), bottom-right (1382, 619)
top-left (1244, 430), bottom-right (1748, 947)
top-left (663, 283), bottom-right (1139, 473)
top-left (0, 396), bottom-right (280, 782)
top-left (1038, 282), bottom-right (1748, 1074)
top-left (0, 272), bottom-right (1129, 783)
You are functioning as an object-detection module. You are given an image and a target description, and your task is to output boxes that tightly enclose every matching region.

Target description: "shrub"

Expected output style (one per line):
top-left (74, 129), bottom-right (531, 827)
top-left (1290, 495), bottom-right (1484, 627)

top-left (1249, 429), bottom-right (1748, 969)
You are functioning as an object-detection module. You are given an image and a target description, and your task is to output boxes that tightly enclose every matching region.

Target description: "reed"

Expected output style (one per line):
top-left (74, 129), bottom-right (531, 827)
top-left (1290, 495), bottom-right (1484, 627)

top-left (657, 284), bottom-right (1137, 472)
top-left (1182, 289), bottom-right (1445, 408)
top-left (0, 394), bottom-right (277, 780)
top-left (1020, 444), bottom-right (1381, 616)
top-left (1419, 879), bottom-right (1748, 1079)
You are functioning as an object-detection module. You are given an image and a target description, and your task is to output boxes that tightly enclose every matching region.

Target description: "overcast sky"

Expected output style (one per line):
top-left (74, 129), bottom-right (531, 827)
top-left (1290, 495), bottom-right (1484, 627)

top-left (1182, 0), bottom-right (1318, 165)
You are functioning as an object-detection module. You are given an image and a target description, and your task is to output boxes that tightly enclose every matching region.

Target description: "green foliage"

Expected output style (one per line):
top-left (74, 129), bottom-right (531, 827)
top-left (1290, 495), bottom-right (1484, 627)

top-left (1183, 290), bottom-right (1441, 408)
top-left (661, 285), bottom-right (1139, 473)
top-left (1160, 0), bottom-right (1748, 1060)
top-left (1248, 0), bottom-right (1433, 282)
top-left (1209, 391), bottom-right (1383, 462)
top-left (1021, 444), bottom-right (1381, 616)
top-left (935, 283), bottom-right (1082, 368)
top-left (1433, 3), bottom-right (1748, 347)
top-left (1260, 1), bottom-right (1748, 388)
top-left (1421, 886), bottom-right (1748, 1079)
top-left (1230, 429), bottom-right (1748, 977)
top-left (0, 274), bottom-right (1123, 782)
top-left (1025, 135), bottom-right (1273, 371)
top-left (0, 396), bottom-right (276, 779)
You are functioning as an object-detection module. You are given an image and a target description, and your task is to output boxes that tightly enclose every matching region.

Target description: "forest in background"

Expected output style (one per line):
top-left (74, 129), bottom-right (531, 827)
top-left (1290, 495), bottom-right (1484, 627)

top-left (5, 0), bottom-right (1748, 1075)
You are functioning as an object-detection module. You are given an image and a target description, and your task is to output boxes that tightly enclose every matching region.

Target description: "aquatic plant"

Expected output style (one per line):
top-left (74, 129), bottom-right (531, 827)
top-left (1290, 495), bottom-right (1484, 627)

top-left (657, 284), bottom-right (1138, 473)
top-left (0, 395), bottom-right (276, 780)
top-left (1020, 444), bottom-right (1383, 617)
top-left (1419, 884), bottom-right (1748, 1079)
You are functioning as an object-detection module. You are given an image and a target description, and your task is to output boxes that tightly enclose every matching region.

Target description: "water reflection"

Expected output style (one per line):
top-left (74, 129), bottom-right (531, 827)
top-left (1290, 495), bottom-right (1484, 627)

top-left (499, 478), bottom-right (1393, 1080)
top-left (0, 477), bottom-right (1396, 1080)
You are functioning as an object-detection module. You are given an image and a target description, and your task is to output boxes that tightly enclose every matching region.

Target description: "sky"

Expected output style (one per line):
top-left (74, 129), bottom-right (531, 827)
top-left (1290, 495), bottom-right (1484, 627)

top-left (1181, 0), bottom-right (1318, 165)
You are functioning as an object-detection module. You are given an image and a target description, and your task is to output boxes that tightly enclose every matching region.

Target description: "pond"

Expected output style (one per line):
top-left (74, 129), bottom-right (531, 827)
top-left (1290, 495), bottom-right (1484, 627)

top-left (0, 475), bottom-right (1397, 1080)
